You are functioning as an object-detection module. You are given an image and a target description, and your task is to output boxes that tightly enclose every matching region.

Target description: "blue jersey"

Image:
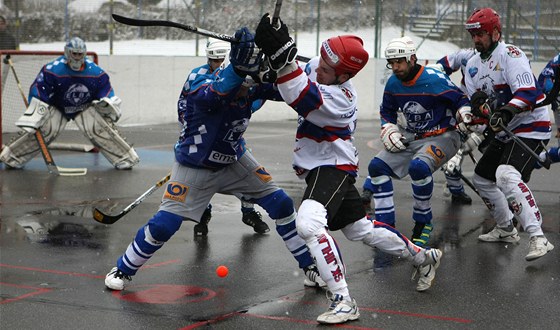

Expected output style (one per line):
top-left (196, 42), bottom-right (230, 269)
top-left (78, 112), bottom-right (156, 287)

top-left (29, 56), bottom-right (114, 119)
top-left (381, 65), bottom-right (469, 136)
top-left (175, 64), bottom-right (281, 170)
top-left (537, 53), bottom-right (560, 110)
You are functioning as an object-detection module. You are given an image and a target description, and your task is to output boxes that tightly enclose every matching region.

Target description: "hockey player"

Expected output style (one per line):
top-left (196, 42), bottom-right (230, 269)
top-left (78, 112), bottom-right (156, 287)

top-left (255, 16), bottom-right (443, 324)
top-left (186, 38), bottom-right (269, 236)
top-left (537, 52), bottom-right (560, 145)
top-left (464, 7), bottom-right (554, 260)
top-left (366, 36), bottom-right (471, 249)
top-left (0, 37), bottom-right (139, 170)
top-left (105, 27), bottom-right (325, 292)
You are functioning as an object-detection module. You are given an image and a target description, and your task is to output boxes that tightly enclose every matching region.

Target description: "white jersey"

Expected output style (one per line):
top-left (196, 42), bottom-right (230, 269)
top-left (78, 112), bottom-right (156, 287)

top-left (437, 48), bottom-right (477, 92)
top-left (464, 41), bottom-right (551, 141)
top-left (277, 57), bottom-right (359, 177)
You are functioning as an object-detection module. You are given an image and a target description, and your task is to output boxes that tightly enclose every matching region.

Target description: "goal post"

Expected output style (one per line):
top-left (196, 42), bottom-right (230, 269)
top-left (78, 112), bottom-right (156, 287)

top-left (0, 50), bottom-right (98, 148)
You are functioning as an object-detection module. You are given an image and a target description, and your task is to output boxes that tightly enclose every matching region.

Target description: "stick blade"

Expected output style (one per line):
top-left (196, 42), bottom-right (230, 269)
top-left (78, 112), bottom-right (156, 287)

top-left (93, 207), bottom-right (122, 224)
top-left (57, 167), bottom-right (88, 176)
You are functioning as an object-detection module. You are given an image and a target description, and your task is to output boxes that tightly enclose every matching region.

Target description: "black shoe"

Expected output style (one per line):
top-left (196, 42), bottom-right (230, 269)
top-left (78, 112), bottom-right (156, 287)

top-left (451, 191), bottom-right (472, 204)
top-left (194, 205), bottom-right (212, 237)
top-left (242, 210), bottom-right (270, 234)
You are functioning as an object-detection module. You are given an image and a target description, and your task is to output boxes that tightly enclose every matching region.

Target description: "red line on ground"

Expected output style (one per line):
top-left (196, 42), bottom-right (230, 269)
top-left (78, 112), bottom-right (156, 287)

top-left (0, 282), bottom-right (53, 305)
top-left (0, 263), bottom-right (103, 279)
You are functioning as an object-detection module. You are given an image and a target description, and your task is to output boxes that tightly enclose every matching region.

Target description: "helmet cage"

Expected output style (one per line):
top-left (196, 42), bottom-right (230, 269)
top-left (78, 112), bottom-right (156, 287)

top-left (64, 37), bottom-right (86, 71)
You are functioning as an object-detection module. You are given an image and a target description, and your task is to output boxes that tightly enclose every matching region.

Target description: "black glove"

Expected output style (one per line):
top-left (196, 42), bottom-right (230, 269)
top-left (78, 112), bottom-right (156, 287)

top-left (254, 13), bottom-right (297, 71)
top-left (489, 105), bottom-right (519, 131)
top-left (470, 91), bottom-right (490, 118)
top-left (229, 27), bottom-right (262, 77)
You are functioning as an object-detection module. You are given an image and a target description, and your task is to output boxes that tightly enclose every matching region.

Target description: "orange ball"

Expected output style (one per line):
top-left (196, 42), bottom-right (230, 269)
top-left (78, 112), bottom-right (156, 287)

top-left (216, 265), bottom-right (229, 278)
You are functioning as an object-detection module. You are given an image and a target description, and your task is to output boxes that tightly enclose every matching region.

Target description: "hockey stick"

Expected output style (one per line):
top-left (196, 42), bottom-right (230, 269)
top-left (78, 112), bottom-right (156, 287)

top-left (5, 56), bottom-right (87, 176)
top-left (497, 122), bottom-right (551, 170)
top-left (93, 173), bottom-right (171, 224)
top-left (272, 0), bottom-right (283, 27)
top-left (111, 14), bottom-right (311, 63)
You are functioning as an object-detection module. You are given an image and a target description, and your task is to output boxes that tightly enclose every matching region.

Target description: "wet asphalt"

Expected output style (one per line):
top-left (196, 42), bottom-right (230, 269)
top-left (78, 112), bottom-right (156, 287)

top-left (1, 119), bottom-right (559, 329)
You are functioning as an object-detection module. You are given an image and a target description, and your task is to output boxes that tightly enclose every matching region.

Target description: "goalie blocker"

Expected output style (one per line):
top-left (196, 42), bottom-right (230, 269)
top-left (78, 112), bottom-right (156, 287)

top-left (0, 97), bottom-right (139, 170)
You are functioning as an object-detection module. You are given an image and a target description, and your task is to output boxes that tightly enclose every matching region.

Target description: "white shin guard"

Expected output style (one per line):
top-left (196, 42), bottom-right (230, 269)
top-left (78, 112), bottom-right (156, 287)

top-left (74, 108), bottom-right (139, 169)
top-left (472, 173), bottom-right (514, 227)
top-left (495, 165), bottom-right (544, 235)
top-left (297, 199), bottom-right (348, 294)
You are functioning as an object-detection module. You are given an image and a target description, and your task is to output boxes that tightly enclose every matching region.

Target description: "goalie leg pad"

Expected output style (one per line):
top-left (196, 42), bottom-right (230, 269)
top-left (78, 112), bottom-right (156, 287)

top-left (1, 110), bottom-right (67, 168)
top-left (74, 107), bottom-right (139, 169)
top-left (94, 96), bottom-right (122, 123)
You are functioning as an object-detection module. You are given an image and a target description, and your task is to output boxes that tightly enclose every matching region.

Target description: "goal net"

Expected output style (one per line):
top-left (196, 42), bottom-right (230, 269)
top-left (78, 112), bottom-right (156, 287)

top-left (0, 50), bottom-right (98, 147)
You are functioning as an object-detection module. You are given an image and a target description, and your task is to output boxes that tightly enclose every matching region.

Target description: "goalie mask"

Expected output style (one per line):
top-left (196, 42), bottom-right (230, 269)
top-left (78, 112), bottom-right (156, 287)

top-left (65, 37), bottom-right (87, 71)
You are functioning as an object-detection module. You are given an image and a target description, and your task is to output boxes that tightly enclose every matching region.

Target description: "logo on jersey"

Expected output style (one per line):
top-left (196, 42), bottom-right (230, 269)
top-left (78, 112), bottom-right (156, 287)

top-left (506, 45), bottom-right (522, 58)
top-left (468, 66), bottom-right (478, 78)
top-left (163, 182), bottom-right (189, 203)
top-left (65, 83), bottom-right (91, 106)
top-left (339, 86), bottom-right (354, 102)
top-left (425, 144), bottom-right (446, 166)
top-left (209, 151), bottom-right (236, 164)
top-left (254, 166), bottom-right (272, 183)
top-left (402, 101), bottom-right (433, 131)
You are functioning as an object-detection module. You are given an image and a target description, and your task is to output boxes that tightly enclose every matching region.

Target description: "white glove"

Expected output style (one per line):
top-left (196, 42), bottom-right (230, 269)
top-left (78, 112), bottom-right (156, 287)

top-left (443, 152), bottom-right (463, 176)
top-left (380, 123), bottom-right (407, 152)
top-left (93, 96), bottom-right (122, 122)
top-left (462, 132), bottom-right (483, 154)
top-left (456, 106), bottom-right (473, 134)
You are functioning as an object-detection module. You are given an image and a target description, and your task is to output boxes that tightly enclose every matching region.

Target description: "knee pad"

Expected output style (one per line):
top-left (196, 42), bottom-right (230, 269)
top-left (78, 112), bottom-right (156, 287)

top-left (368, 157), bottom-right (393, 177)
top-left (255, 190), bottom-right (295, 220)
top-left (296, 199), bottom-right (328, 240)
top-left (408, 158), bottom-right (431, 181)
top-left (146, 210), bottom-right (183, 242)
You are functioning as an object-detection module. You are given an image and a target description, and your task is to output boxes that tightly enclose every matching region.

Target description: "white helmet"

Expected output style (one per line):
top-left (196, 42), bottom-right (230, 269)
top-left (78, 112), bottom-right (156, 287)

top-left (64, 37), bottom-right (87, 71)
top-left (385, 36), bottom-right (416, 62)
top-left (205, 38), bottom-right (230, 60)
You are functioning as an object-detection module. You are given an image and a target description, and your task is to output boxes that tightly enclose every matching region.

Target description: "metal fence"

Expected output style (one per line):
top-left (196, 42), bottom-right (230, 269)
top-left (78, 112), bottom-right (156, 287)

top-left (0, 0), bottom-right (558, 60)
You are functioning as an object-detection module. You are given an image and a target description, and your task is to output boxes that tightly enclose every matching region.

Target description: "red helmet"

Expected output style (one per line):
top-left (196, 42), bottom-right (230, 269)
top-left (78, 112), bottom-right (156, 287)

top-left (320, 35), bottom-right (369, 77)
top-left (465, 7), bottom-right (501, 35)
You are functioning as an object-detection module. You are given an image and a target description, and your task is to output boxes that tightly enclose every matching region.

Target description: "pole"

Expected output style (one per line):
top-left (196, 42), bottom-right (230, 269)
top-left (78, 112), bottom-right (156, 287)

top-left (315, 0), bottom-right (320, 56)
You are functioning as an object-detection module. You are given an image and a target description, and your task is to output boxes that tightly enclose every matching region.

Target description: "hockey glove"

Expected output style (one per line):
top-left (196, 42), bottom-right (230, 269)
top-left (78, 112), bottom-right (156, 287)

top-left (470, 90), bottom-right (492, 118)
top-left (442, 152), bottom-right (463, 176)
top-left (380, 123), bottom-right (407, 152)
top-left (489, 105), bottom-right (520, 132)
top-left (456, 105), bottom-right (473, 134)
top-left (255, 13), bottom-right (297, 71)
top-left (230, 27), bottom-right (262, 77)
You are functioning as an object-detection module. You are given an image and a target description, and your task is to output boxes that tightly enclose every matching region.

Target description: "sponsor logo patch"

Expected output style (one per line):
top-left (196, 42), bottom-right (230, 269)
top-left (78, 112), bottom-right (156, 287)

top-left (425, 144), bottom-right (446, 167)
top-left (254, 166), bottom-right (272, 183)
top-left (163, 182), bottom-right (189, 203)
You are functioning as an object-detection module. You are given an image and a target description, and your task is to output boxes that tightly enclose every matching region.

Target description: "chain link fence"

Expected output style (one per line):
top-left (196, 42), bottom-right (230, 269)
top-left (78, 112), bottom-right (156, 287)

top-left (0, 0), bottom-right (558, 60)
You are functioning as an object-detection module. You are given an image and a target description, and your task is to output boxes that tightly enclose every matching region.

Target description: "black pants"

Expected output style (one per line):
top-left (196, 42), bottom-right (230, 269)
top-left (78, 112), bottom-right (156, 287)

top-left (475, 137), bottom-right (547, 183)
top-left (303, 166), bottom-right (366, 231)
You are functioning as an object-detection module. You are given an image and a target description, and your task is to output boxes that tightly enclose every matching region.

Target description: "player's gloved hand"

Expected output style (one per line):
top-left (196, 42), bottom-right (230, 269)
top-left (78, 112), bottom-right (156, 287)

top-left (257, 57), bottom-right (277, 83)
top-left (380, 123), bottom-right (407, 152)
top-left (442, 152), bottom-right (463, 176)
top-left (456, 106), bottom-right (473, 134)
top-left (470, 90), bottom-right (491, 118)
top-left (255, 13), bottom-right (297, 71)
top-left (462, 132), bottom-right (483, 154)
top-left (489, 105), bottom-right (520, 132)
top-left (93, 96), bottom-right (122, 122)
top-left (230, 27), bottom-right (262, 77)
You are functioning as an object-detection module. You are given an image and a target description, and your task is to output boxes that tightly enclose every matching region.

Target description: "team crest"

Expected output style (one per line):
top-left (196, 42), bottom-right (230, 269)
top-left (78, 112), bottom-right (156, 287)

top-left (507, 196), bottom-right (522, 215)
top-left (468, 66), bottom-right (478, 78)
top-left (425, 144), bottom-right (446, 166)
top-left (254, 166), bottom-right (272, 183)
top-left (340, 86), bottom-right (354, 102)
top-left (163, 182), bottom-right (189, 203)
top-left (506, 45), bottom-right (522, 58)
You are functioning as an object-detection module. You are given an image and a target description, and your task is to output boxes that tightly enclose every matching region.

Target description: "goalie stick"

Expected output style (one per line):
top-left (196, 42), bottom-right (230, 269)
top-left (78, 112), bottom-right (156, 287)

top-left (93, 173), bottom-right (171, 224)
top-left (111, 14), bottom-right (311, 63)
top-left (4, 56), bottom-right (87, 176)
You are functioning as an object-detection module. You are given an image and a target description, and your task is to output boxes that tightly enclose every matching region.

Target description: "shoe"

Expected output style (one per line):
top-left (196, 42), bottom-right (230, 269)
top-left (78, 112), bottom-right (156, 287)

top-left (241, 210), bottom-right (270, 234)
top-left (105, 267), bottom-right (132, 291)
top-left (526, 236), bottom-right (554, 261)
top-left (478, 226), bottom-right (520, 243)
top-left (317, 292), bottom-right (359, 324)
top-left (451, 191), bottom-right (472, 204)
top-left (194, 205), bottom-right (212, 237)
top-left (303, 265), bottom-right (327, 288)
top-left (414, 248), bottom-right (442, 292)
top-left (412, 222), bottom-right (433, 247)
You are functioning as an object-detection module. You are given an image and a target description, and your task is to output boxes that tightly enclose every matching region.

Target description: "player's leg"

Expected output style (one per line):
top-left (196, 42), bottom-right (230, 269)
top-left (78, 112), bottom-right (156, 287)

top-left (74, 107), bottom-right (139, 169)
